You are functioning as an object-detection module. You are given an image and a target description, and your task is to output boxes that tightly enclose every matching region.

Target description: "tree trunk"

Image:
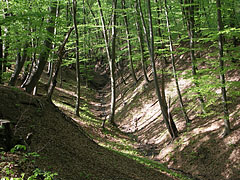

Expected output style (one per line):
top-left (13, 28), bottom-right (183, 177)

top-left (47, 27), bottom-right (74, 101)
top-left (146, 0), bottom-right (178, 139)
top-left (9, 43), bottom-right (29, 86)
top-left (216, 0), bottom-right (231, 136)
top-left (184, 0), bottom-right (206, 113)
top-left (21, 1), bottom-right (57, 93)
top-left (134, 5), bottom-right (150, 84)
top-left (0, 26), bottom-right (3, 84)
top-left (109, 0), bottom-right (117, 125)
top-left (97, 0), bottom-right (117, 126)
top-left (47, 3), bottom-right (60, 88)
top-left (72, 0), bottom-right (81, 117)
top-left (164, 0), bottom-right (190, 124)
top-left (121, 0), bottom-right (138, 84)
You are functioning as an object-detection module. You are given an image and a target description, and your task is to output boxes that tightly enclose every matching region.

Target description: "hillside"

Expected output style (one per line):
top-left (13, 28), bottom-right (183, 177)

top-left (111, 53), bottom-right (240, 180)
top-left (0, 85), bottom-right (175, 180)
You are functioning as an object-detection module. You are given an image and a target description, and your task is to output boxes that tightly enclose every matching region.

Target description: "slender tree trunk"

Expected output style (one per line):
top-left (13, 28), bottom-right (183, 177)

top-left (3, 25), bottom-right (9, 72)
top-left (134, 5), bottom-right (150, 83)
top-left (47, 27), bottom-right (74, 101)
top-left (97, 0), bottom-right (117, 126)
top-left (155, 0), bottom-right (168, 65)
top-left (116, 62), bottom-right (127, 85)
top-left (0, 26), bottom-right (3, 84)
top-left (185, 0), bottom-right (206, 113)
top-left (21, 1), bottom-right (57, 93)
top-left (21, 58), bottom-right (30, 84)
top-left (164, 0), bottom-right (190, 124)
top-left (9, 43), bottom-right (29, 86)
top-left (47, 2), bottom-right (60, 82)
top-left (72, 0), bottom-right (81, 117)
top-left (109, 0), bottom-right (117, 125)
top-left (121, 0), bottom-right (138, 84)
top-left (216, 0), bottom-right (231, 136)
top-left (145, 0), bottom-right (178, 139)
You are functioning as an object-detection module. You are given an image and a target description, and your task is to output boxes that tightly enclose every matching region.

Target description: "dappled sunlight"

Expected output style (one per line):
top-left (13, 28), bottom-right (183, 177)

top-left (192, 120), bottom-right (222, 134)
top-left (55, 86), bottom-right (77, 97)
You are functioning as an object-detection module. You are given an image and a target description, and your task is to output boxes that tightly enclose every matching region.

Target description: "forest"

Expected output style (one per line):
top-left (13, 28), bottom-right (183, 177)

top-left (0, 0), bottom-right (240, 179)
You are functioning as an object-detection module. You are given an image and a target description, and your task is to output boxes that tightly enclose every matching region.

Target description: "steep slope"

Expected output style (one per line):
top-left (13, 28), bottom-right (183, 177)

top-left (111, 52), bottom-right (240, 180)
top-left (0, 85), bottom-right (174, 180)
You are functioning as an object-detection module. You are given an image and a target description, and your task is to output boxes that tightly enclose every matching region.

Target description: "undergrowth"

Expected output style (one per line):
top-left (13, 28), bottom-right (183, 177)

top-left (0, 145), bottom-right (58, 180)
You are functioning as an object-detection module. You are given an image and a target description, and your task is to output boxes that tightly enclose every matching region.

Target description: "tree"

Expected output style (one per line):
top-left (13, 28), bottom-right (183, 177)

top-left (47, 27), bottom-right (74, 101)
top-left (138, 0), bottom-right (178, 139)
top-left (181, 0), bottom-right (206, 113)
top-left (0, 26), bottom-right (3, 84)
top-left (164, 0), bottom-right (190, 124)
top-left (216, 0), bottom-right (231, 136)
top-left (72, 0), bottom-right (81, 117)
top-left (21, 1), bottom-right (57, 93)
top-left (9, 43), bottom-right (29, 86)
top-left (97, 0), bottom-right (118, 126)
top-left (121, 0), bottom-right (138, 84)
top-left (134, 2), bottom-right (150, 84)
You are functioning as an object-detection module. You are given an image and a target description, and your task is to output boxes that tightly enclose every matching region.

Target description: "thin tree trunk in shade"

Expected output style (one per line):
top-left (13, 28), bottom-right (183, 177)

top-left (121, 0), bottom-right (138, 84)
top-left (216, 0), bottom-right (231, 136)
top-left (0, 26), bottom-right (3, 84)
top-left (164, 0), bottom-right (190, 124)
top-left (72, 0), bottom-right (81, 117)
top-left (9, 43), bottom-right (29, 86)
top-left (145, 0), bottom-right (178, 139)
top-left (47, 27), bottom-right (74, 101)
top-left (185, 0), bottom-right (206, 113)
top-left (154, 0), bottom-right (168, 65)
top-left (134, 7), bottom-right (150, 84)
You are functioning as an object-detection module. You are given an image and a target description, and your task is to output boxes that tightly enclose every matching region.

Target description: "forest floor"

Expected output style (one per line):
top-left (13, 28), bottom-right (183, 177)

top-left (0, 84), bottom-right (177, 180)
top-left (41, 49), bottom-right (239, 180)
top-left (0, 50), bottom-right (240, 180)
top-left (107, 52), bottom-right (240, 180)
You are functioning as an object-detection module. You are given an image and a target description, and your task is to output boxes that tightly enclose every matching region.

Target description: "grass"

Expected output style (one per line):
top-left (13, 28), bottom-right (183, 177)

top-left (112, 149), bottom-right (193, 180)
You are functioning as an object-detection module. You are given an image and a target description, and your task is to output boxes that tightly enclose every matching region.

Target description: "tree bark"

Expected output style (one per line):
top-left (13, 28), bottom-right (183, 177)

top-left (9, 43), bottom-right (29, 86)
top-left (47, 27), bottom-right (74, 101)
top-left (184, 0), bottom-right (206, 113)
top-left (216, 0), bottom-right (231, 136)
top-left (146, 0), bottom-right (178, 139)
top-left (121, 0), bottom-right (138, 84)
top-left (97, 0), bottom-right (117, 126)
top-left (21, 1), bottom-right (57, 93)
top-left (109, 0), bottom-right (117, 125)
top-left (47, 2), bottom-right (60, 87)
top-left (0, 26), bottom-right (3, 84)
top-left (164, 0), bottom-right (190, 124)
top-left (134, 3), bottom-right (150, 84)
top-left (72, 0), bottom-right (81, 117)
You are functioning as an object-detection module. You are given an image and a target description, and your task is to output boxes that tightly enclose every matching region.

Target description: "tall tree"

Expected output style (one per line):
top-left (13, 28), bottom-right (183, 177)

top-left (47, 27), bottom-right (74, 101)
top-left (97, 0), bottom-right (118, 125)
top-left (72, 0), bottom-right (81, 117)
top-left (9, 43), bottom-right (29, 86)
top-left (21, 1), bottom-right (57, 93)
top-left (164, 0), bottom-right (190, 124)
top-left (216, 0), bottom-right (231, 136)
top-left (0, 26), bottom-right (2, 84)
top-left (139, 0), bottom-right (178, 139)
top-left (121, 0), bottom-right (138, 84)
top-left (182, 0), bottom-right (206, 113)
top-left (134, 3), bottom-right (150, 84)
